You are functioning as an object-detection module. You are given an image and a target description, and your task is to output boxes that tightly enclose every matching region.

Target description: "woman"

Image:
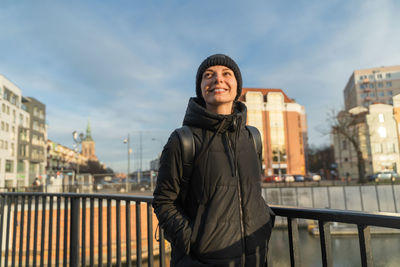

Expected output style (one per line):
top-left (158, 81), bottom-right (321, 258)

top-left (153, 54), bottom-right (274, 267)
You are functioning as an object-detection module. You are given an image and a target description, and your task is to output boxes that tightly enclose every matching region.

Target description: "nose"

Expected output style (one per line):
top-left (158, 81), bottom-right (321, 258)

top-left (214, 72), bottom-right (224, 84)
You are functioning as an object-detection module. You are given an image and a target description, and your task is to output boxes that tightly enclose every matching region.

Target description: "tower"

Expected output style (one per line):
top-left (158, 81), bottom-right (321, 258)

top-left (81, 120), bottom-right (98, 161)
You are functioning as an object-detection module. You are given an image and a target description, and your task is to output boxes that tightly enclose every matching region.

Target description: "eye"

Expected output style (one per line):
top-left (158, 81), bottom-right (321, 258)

top-left (203, 72), bottom-right (213, 79)
top-left (223, 71), bottom-right (233, 76)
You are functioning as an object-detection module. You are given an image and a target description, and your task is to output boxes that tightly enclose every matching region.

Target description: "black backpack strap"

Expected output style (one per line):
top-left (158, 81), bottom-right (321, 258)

top-left (246, 125), bottom-right (263, 171)
top-left (175, 126), bottom-right (195, 201)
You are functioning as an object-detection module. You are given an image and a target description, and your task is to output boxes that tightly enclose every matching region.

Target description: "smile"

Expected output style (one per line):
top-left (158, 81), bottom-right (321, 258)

top-left (210, 88), bottom-right (228, 93)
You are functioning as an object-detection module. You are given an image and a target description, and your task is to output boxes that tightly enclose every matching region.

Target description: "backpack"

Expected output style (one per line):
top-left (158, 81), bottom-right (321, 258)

top-left (176, 125), bottom-right (263, 198)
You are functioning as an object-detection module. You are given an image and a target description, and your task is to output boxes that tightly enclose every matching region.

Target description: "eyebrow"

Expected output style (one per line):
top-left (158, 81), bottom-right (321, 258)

top-left (204, 67), bottom-right (233, 72)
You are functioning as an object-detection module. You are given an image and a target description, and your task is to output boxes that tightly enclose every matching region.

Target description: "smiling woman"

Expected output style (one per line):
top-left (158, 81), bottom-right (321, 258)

top-left (153, 54), bottom-right (275, 267)
top-left (200, 65), bottom-right (237, 114)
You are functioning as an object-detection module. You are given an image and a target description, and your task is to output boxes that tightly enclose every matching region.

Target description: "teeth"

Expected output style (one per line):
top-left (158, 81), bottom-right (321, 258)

top-left (214, 89), bottom-right (226, 92)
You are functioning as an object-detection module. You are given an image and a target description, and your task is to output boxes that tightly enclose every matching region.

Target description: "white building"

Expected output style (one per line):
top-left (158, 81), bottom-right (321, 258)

top-left (332, 103), bottom-right (400, 178)
top-left (0, 75), bottom-right (30, 188)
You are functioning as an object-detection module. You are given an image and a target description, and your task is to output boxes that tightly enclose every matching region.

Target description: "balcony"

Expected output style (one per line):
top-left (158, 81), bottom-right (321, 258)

top-left (0, 192), bottom-right (399, 266)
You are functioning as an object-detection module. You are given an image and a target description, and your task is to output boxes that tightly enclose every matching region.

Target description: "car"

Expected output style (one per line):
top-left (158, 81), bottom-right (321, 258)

top-left (263, 175), bottom-right (283, 183)
top-left (293, 174), bottom-right (305, 182)
top-left (373, 171), bottom-right (398, 182)
top-left (283, 174), bottom-right (295, 183)
top-left (306, 173), bottom-right (321, 181)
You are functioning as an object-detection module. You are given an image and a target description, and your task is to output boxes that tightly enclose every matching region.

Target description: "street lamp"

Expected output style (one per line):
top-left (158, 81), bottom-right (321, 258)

top-left (123, 134), bottom-right (132, 192)
top-left (151, 137), bottom-right (163, 191)
top-left (72, 131), bottom-right (86, 187)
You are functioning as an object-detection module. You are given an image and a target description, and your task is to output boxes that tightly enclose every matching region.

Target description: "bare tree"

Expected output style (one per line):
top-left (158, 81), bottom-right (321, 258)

top-left (329, 108), bottom-right (368, 183)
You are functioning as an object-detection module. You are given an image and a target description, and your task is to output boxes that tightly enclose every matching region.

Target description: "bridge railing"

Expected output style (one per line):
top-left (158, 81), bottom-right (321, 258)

top-left (0, 192), bottom-right (166, 267)
top-left (0, 192), bottom-right (399, 267)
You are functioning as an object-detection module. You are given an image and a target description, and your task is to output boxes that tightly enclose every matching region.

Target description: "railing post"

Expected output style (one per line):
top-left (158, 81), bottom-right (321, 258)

top-left (287, 217), bottom-right (300, 267)
top-left (318, 221), bottom-right (332, 267)
top-left (357, 225), bottom-right (373, 267)
top-left (70, 197), bottom-right (80, 267)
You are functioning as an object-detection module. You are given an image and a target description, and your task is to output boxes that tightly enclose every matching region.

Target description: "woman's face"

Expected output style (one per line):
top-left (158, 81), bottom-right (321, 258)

top-left (200, 65), bottom-right (237, 113)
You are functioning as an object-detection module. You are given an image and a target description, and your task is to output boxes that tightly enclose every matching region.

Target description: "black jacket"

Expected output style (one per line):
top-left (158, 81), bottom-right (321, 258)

top-left (153, 98), bottom-right (274, 267)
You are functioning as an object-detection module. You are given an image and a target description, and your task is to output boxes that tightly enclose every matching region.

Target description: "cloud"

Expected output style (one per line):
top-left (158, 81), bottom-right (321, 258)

top-left (1, 0), bottom-right (400, 171)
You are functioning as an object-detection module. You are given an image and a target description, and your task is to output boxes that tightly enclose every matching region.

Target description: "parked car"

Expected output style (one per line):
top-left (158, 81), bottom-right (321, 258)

top-left (306, 173), bottom-right (321, 181)
top-left (293, 174), bottom-right (305, 182)
top-left (263, 175), bottom-right (283, 183)
top-left (372, 171), bottom-right (398, 182)
top-left (283, 174), bottom-right (295, 183)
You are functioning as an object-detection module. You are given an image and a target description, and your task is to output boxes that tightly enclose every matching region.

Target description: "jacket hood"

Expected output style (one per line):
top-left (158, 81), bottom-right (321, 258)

top-left (182, 97), bottom-right (247, 132)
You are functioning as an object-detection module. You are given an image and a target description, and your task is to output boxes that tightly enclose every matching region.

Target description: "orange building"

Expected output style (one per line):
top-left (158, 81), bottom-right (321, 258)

top-left (239, 88), bottom-right (307, 176)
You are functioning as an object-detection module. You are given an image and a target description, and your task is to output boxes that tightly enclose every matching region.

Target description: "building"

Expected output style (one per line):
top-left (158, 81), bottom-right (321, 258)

top-left (332, 103), bottom-right (400, 178)
top-left (0, 75), bottom-right (31, 188)
top-left (81, 121), bottom-right (98, 162)
top-left (22, 97), bottom-right (47, 184)
top-left (46, 139), bottom-right (89, 177)
top-left (343, 65), bottom-right (400, 110)
top-left (239, 88), bottom-right (307, 176)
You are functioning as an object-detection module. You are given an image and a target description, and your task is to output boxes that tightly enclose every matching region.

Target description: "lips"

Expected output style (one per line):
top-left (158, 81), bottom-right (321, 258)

top-left (209, 88), bottom-right (228, 93)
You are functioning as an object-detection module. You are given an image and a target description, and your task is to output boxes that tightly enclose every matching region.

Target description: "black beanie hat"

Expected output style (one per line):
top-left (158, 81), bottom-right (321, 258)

top-left (196, 54), bottom-right (242, 102)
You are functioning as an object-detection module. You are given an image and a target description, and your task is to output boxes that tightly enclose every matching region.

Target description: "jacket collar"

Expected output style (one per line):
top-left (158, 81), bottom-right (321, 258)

top-left (182, 97), bottom-right (247, 133)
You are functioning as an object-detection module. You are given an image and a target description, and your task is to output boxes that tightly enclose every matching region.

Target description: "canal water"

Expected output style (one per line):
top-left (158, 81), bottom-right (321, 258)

top-left (268, 227), bottom-right (400, 267)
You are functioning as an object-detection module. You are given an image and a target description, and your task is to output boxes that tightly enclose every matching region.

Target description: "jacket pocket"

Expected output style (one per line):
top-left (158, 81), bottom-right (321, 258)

top-left (190, 204), bottom-right (205, 250)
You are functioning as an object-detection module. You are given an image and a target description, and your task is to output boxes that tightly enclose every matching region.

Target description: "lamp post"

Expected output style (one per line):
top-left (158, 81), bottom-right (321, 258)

top-left (72, 131), bottom-right (85, 189)
top-left (123, 134), bottom-right (132, 192)
top-left (151, 137), bottom-right (163, 191)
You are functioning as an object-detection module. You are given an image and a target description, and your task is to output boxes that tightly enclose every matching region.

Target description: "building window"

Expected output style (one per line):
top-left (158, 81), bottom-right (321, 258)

top-left (386, 73), bottom-right (391, 78)
top-left (379, 113), bottom-right (384, 122)
top-left (388, 91), bottom-right (393, 96)
top-left (369, 75), bottom-right (374, 80)
top-left (5, 160), bottom-right (13, 173)
top-left (387, 81), bottom-right (392, 87)
top-left (342, 140), bottom-right (347, 150)
top-left (369, 83), bottom-right (374, 89)
top-left (378, 82), bottom-right (383, 88)
top-left (377, 74), bottom-right (383, 79)
top-left (17, 160), bottom-right (25, 173)
top-left (375, 143), bottom-right (382, 153)
top-left (379, 92), bottom-right (385, 97)
top-left (387, 143), bottom-right (395, 153)
top-left (378, 126), bottom-right (387, 138)
top-left (369, 92), bottom-right (375, 97)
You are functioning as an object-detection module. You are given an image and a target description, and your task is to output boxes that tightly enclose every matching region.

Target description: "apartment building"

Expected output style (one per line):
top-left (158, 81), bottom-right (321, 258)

top-left (343, 65), bottom-right (400, 110)
top-left (0, 75), bottom-right (31, 187)
top-left (22, 97), bottom-right (47, 184)
top-left (239, 88), bottom-right (307, 176)
top-left (332, 103), bottom-right (400, 178)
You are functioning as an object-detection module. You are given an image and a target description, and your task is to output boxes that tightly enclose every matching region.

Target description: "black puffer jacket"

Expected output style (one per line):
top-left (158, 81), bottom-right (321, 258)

top-left (153, 98), bottom-right (274, 267)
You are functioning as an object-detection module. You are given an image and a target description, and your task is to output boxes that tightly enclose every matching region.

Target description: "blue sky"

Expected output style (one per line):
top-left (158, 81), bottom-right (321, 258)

top-left (1, 0), bottom-right (400, 172)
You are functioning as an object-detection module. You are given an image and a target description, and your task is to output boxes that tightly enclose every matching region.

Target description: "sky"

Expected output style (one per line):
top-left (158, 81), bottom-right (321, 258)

top-left (1, 0), bottom-right (400, 173)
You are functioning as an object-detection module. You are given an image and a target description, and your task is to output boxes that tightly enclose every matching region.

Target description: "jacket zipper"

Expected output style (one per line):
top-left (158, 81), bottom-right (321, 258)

top-left (227, 134), bottom-right (246, 265)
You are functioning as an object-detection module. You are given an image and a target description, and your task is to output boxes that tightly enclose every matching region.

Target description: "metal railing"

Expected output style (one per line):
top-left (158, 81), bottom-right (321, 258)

top-left (0, 192), bottom-right (167, 267)
top-left (272, 206), bottom-right (400, 267)
top-left (0, 192), bottom-right (399, 267)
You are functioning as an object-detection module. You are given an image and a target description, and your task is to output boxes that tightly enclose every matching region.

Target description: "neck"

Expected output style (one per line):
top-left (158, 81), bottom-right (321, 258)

top-left (206, 102), bottom-right (234, 115)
